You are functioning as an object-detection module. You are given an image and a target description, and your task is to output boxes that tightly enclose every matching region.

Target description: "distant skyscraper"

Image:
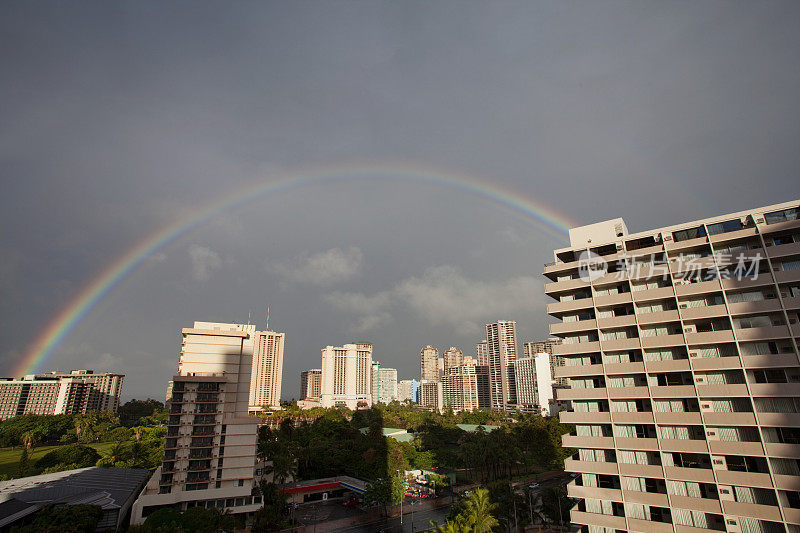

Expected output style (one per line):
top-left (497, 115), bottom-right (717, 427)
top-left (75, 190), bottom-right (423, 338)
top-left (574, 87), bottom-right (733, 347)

top-left (371, 361), bottom-right (382, 405)
top-left (514, 353), bottom-right (555, 415)
top-left (320, 343), bottom-right (372, 409)
top-left (0, 370), bottom-right (124, 420)
top-left (443, 347), bottom-right (463, 371)
top-left (397, 379), bottom-right (418, 403)
top-left (132, 321), bottom-right (266, 524)
top-left (249, 330), bottom-right (285, 411)
top-left (420, 345), bottom-right (439, 381)
top-left (524, 338), bottom-right (567, 387)
top-left (418, 380), bottom-right (443, 412)
top-left (442, 364), bottom-right (480, 413)
top-left (300, 369), bottom-right (322, 401)
top-left (486, 320), bottom-right (518, 410)
top-left (378, 367), bottom-right (398, 404)
top-left (476, 340), bottom-right (489, 366)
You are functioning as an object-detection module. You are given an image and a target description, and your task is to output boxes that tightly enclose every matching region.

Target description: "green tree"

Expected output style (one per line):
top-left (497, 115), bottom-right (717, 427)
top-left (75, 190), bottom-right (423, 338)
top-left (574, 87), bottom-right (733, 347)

top-left (363, 476), bottom-right (404, 517)
top-left (10, 504), bottom-right (103, 533)
top-left (439, 488), bottom-right (498, 532)
top-left (35, 444), bottom-right (101, 472)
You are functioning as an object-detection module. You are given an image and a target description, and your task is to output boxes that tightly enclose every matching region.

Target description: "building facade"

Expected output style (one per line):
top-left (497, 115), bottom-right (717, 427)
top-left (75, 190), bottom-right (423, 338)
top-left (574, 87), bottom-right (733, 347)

top-left (131, 321), bottom-right (268, 524)
top-left (0, 370), bottom-right (124, 420)
top-left (249, 330), bottom-right (284, 411)
top-left (320, 343), bottom-right (372, 409)
top-left (514, 353), bottom-right (555, 415)
top-left (486, 320), bottom-right (518, 410)
top-left (525, 338), bottom-right (568, 388)
top-left (420, 345), bottom-right (439, 382)
top-left (397, 379), bottom-right (418, 403)
top-left (300, 369), bottom-right (322, 401)
top-left (418, 380), bottom-right (443, 412)
top-left (546, 201), bottom-right (800, 533)
top-left (378, 367), bottom-right (398, 404)
top-left (476, 341), bottom-right (489, 366)
top-left (442, 364), bottom-right (480, 412)
top-left (443, 347), bottom-right (464, 372)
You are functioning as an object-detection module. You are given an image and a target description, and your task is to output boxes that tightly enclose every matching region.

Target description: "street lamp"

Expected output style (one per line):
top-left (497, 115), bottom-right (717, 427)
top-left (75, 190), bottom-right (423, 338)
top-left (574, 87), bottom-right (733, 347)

top-left (397, 469), bottom-right (403, 525)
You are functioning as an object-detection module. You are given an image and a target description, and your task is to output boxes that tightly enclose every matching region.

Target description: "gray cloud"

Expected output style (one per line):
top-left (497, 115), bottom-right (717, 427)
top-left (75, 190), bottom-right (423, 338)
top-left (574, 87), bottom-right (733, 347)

top-left (188, 245), bottom-right (222, 282)
top-left (271, 247), bottom-right (364, 287)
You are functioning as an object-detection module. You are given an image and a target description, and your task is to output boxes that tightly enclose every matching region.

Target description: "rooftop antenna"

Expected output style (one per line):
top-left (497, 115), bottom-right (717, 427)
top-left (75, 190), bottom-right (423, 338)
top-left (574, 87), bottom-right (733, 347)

top-left (265, 305), bottom-right (270, 331)
top-left (247, 310), bottom-right (251, 325)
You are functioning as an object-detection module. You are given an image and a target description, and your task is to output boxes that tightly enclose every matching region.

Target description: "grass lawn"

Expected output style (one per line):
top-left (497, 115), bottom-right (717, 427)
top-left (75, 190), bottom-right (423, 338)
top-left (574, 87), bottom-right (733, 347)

top-left (0, 442), bottom-right (117, 479)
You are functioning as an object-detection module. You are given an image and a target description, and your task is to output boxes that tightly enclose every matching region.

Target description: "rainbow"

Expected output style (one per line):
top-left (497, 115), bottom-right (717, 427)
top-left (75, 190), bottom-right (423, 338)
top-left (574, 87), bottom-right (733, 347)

top-left (13, 162), bottom-right (577, 377)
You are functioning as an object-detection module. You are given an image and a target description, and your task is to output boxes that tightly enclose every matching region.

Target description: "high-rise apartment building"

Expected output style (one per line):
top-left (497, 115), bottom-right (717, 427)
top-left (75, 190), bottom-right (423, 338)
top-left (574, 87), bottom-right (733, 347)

top-left (418, 380), bottom-right (443, 412)
top-left (0, 370), bottom-right (124, 420)
top-left (300, 369), bottom-right (322, 401)
top-left (525, 338), bottom-right (568, 388)
top-left (371, 361), bottom-right (382, 405)
top-left (443, 347), bottom-right (464, 371)
top-left (486, 321), bottom-right (518, 410)
top-left (420, 345), bottom-right (439, 382)
top-left (249, 330), bottom-right (284, 411)
top-left (476, 341), bottom-right (489, 366)
top-left (514, 353), bottom-right (555, 415)
top-left (378, 367), bottom-right (398, 404)
top-left (443, 364), bottom-right (480, 413)
top-left (320, 343), bottom-right (372, 409)
top-left (397, 379), bottom-right (418, 403)
top-left (546, 201), bottom-right (800, 533)
top-left (131, 322), bottom-right (268, 524)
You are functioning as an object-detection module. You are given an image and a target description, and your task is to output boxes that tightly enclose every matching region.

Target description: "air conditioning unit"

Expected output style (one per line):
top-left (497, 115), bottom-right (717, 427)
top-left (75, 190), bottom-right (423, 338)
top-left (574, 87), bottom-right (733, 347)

top-left (755, 217), bottom-right (764, 224)
top-left (679, 303), bottom-right (688, 309)
top-left (689, 351), bottom-right (699, 358)
top-left (684, 325), bottom-right (696, 333)
top-left (663, 235), bottom-right (673, 241)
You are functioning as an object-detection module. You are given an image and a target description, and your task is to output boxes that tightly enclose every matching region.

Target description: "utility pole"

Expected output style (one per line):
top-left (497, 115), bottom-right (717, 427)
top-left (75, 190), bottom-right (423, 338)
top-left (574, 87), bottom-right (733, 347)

top-left (397, 470), bottom-right (403, 525)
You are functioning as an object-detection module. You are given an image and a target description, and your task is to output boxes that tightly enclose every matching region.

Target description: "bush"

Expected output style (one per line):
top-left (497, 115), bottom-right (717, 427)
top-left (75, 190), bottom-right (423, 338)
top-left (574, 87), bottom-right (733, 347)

top-left (35, 444), bottom-right (101, 471)
top-left (9, 504), bottom-right (102, 533)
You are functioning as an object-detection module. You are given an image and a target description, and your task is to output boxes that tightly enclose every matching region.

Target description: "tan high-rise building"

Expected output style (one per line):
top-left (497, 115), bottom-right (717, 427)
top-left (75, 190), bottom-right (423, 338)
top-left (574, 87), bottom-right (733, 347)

top-left (524, 338), bottom-right (568, 387)
top-left (546, 201), bottom-right (800, 533)
top-left (418, 380), bottom-right (443, 412)
top-left (420, 345), bottom-right (440, 382)
top-left (320, 343), bottom-right (372, 409)
top-left (132, 321), bottom-right (269, 524)
top-left (300, 369), bottom-right (322, 401)
top-left (476, 341), bottom-right (489, 366)
top-left (486, 321), bottom-right (518, 410)
top-left (0, 370), bottom-right (124, 420)
top-left (443, 347), bottom-right (464, 371)
top-left (442, 364), bottom-right (480, 413)
top-left (249, 330), bottom-right (284, 411)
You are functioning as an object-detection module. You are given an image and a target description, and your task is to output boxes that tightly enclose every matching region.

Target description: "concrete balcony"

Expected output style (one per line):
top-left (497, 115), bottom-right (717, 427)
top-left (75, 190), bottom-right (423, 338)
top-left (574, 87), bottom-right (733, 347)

top-left (675, 524), bottom-right (726, 533)
top-left (696, 384), bottom-right (750, 398)
top-left (793, 322), bottom-right (800, 337)
top-left (559, 411), bottom-right (611, 424)
top-left (607, 386), bottom-right (650, 399)
top-left (716, 247), bottom-right (766, 269)
top-left (764, 443), bottom-right (800, 458)
top-left (556, 363), bottom-right (603, 378)
top-left (547, 298), bottom-right (594, 315)
top-left (759, 216), bottom-right (800, 233)
top-left (721, 500), bottom-right (782, 522)
top-left (558, 388), bottom-right (608, 400)
top-left (614, 437), bottom-right (659, 451)
top-left (632, 286), bottom-right (677, 302)
top-left (714, 470), bottom-right (773, 489)
top-left (550, 319), bottom-right (597, 336)
top-left (668, 494), bottom-right (722, 514)
top-left (721, 275), bottom-right (775, 291)
top-left (655, 411), bottom-right (703, 425)
top-left (708, 440), bottom-right (765, 456)
top-left (671, 255), bottom-right (717, 273)
top-left (685, 330), bottom-right (735, 345)
top-left (563, 435), bottom-right (616, 449)
top-left (600, 337), bottom-right (641, 351)
top-left (702, 412), bottom-right (756, 426)
top-left (675, 280), bottom-right (722, 297)
top-left (782, 507), bottom-right (800, 526)
top-left (552, 341), bottom-right (601, 356)
top-left (611, 411), bottom-right (654, 424)
top-left (627, 517), bottom-right (674, 533)
top-left (734, 325), bottom-right (792, 342)
top-left (593, 292), bottom-right (633, 308)
top-left (726, 299), bottom-right (783, 315)
top-left (767, 241), bottom-right (800, 259)
top-left (680, 304), bottom-right (729, 321)
top-left (593, 271), bottom-right (629, 287)
top-left (773, 474), bottom-right (800, 491)
top-left (649, 385), bottom-right (697, 398)
top-left (709, 226), bottom-right (759, 244)
top-left (627, 263), bottom-right (672, 281)
top-left (689, 356), bottom-right (741, 371)
top-left (621, 489), bottom-right (669, 508)
top-left (749, 382), bottom-right (800, 397)
top-left (741, 353), bottom-right (800, 369)
top-left (545, 277), bottom-right (590, 294)
top-left (783, 295), bottom-right (800, 310)
top-left (647, 359), bottom-right (692, 372)
top-left (567, 484), bottom-right (622, 502)
top-left (775, 268), bottom-right (800, 284)
top-left (659, 439), bottom-right (709, 454)
top-left (603, 361), bottom-right (645, 375)
top-left (570, 510), bottom-right (627, 530)
top-left (663, 466), bottom-right (716, 484)
top-left (544, 259), bottom-right (581, 277)
top-left (564, 458), bottom-right (618, 475)
top-left (665, 235), bottom-right (710, 252)
top-left (618, 463), bottom-right (664, 478)
top-left (641, 334), bottom-right (686, 349)
top-left (756, 412), bottom-right (800, 427)
top-left (596, 315), bottom-right (637, 329)
top-left (636, 309), bottom-right (681, 325)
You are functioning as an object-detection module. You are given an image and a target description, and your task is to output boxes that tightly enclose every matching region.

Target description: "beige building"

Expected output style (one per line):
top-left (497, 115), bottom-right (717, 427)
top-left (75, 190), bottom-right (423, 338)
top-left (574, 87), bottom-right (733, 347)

top-left (514, 353), bottom-right (555, 415)
top-left (0, 370), bottom-right (123, 420)
top-left (443, 347), bottom-right (464, 372)
top-left (524, 338), bottom-right (568, 388)
top-left (418, 380), bottom-right (443, 412)
top-left (420, 345), bottom-right (439, 382)
top-left (300, 369), bottom-right (322, 401)
top-left (397, 379), bottom-right (417, 403)
top-left (476, 340), bottom-right (489, 366)
top-left (249, 330), bottom-right (284, 411)
top-left (486, 320), bottom-right (518, 410)
top-left (320, 343), bottom-right (372, 409)
top-left (131, 321), bottom-right (270, 524)
top-left (546, 201), bottom-right (800, 533)
top-left (442, 363), bottom-right (480, 413)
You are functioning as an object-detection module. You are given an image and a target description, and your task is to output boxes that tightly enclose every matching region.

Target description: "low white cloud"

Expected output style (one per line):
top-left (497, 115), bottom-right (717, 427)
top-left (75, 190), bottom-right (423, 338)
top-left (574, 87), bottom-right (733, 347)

top-left (189, 244), bottom-right (222, 281)
top-left (324, 265), bottom-right (544, 335)
top-left (271, 247), bottom-right (363, 286)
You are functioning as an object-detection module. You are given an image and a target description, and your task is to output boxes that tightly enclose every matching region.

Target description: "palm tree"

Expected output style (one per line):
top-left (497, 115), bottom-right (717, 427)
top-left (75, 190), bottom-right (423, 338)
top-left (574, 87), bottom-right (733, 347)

top-left (459, 488), bottom-right (499, 533)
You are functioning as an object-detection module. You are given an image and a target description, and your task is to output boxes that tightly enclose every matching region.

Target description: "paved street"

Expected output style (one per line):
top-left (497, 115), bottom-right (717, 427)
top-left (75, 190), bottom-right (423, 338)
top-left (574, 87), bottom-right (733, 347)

top-left (330, 506), bottom-right (451, 533)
